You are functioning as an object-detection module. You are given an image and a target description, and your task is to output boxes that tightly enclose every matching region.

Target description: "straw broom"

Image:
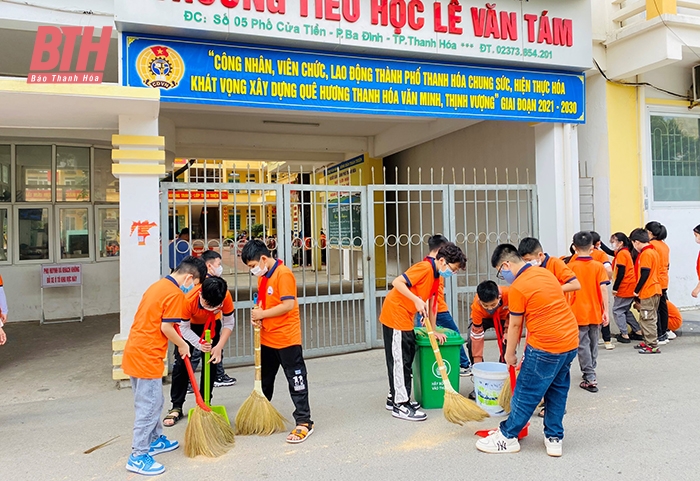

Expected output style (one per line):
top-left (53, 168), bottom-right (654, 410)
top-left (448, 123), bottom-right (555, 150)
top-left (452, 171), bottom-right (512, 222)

top-left (422, 315), bottom-right (489, 425)
top-left (182, 353), bottom-right (236, 457)
top-left (235, 324), bottom-right (288, 435)
top-left (498, 366), bottom-right (518, 414)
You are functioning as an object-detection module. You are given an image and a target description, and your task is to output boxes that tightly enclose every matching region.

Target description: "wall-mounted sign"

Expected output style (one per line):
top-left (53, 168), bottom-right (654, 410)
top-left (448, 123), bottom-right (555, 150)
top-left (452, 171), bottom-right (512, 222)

top-left (123, 34), bottom-right (585, 123)
top-left (115, 0), bottom-right (592, 70)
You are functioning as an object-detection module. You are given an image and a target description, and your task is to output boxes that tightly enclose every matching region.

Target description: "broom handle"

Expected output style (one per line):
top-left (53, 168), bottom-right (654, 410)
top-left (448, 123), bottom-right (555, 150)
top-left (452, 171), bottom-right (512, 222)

top-left (174, 324), bottom-right (210, 412)
top-left (204, 329), bottom-right (211, 407)
top-left (422, 315), bottom-right (455, 392)
top-left (509, 365), bottom-right (517, 394)
top-left (254, 325), bottom-right (262, 382)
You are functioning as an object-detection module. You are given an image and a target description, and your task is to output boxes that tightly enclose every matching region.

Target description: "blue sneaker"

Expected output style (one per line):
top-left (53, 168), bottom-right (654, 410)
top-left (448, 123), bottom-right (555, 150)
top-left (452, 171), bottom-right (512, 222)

top-left (149, 435), bottom-right (179, 456)
top-left (126, 453), bottom-right (165, 476)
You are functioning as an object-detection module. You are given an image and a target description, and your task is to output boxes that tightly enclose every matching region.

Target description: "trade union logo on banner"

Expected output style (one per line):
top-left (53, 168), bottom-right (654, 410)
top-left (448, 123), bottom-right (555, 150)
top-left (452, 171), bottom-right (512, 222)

top-left (134, 42), bottom-right (185, 89)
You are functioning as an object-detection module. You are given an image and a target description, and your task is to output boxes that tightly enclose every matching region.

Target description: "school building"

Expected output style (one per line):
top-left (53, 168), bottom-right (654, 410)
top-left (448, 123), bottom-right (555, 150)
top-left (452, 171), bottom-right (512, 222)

top-left (0, 1), bottom-right (602, 377)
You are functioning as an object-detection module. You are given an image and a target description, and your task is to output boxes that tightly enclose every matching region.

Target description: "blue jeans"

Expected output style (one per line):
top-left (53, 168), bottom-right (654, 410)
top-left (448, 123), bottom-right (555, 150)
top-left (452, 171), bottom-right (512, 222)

top-left (414, 311), bottom-right (470, 368)
top-left (130, 377), bottom-right (164, 456)
top-left (500, 345), bottom-right (577, 440)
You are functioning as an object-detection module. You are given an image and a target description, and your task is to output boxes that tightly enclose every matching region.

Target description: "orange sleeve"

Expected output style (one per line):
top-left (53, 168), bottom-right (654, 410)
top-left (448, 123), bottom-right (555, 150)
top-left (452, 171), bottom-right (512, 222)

top-left (403, 262), bottom-right (430, 287)
top-left (555, 260), bottom-right (577, 285)
top-left (0, 275), bottom-right (4, 286)
top-left (598, 264), bottom-right (610, 286)
top-left (470, 297), bottom-right (485, 326)
top-left (508, 286), bottom-right (525, 316)
top-left (222, 291), bottom-right (234, 316)
top-left (163, 291), bottom-right (184, 323)
top-left (278, 270), bottom-right (297, 301)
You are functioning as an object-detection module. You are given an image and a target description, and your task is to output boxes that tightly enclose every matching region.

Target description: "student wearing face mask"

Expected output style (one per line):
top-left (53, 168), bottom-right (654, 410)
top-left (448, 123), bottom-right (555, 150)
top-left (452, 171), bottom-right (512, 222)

top-left (517, 237), bottom-right (581, 296)
top-left (122, 256), bottom-right (206, 476)
top-left (609, 232), bottom-right (644, 344)
top-left (378, 243), bottom-right (466, 422)
top-left (164, 275), bottom-right (235, 427)
top-left (469, 280), bottom-right (509, 365)
top-left (241, 239), bottom-right (314, 443)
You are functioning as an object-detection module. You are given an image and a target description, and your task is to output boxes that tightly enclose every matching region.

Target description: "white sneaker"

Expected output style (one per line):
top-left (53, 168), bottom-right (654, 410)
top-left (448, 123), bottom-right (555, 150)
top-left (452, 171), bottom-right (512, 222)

top-left (392, 402), bottom-right (427, 422)
top-left (460, 366), bottom-right (472, 377)
top-left (475, 429), bottom-right (520, 454)
top-left (544, 435), bottom-right (563, 457)
top-left (667, 330), bottom-right (677, 340)
top-left (604, 341), bottom-right (615, 350)
top-left (597, 338), bottom-right (605, 345)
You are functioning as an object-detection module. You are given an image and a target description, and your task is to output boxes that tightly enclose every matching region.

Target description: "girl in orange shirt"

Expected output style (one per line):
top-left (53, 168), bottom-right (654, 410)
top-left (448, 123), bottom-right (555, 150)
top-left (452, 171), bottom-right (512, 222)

top-left (610, 233), bottom-right (643, 343)
top-left (646, 222), bottom-right (670, 343)
top-left (692, 225), bottom-right (700, 298)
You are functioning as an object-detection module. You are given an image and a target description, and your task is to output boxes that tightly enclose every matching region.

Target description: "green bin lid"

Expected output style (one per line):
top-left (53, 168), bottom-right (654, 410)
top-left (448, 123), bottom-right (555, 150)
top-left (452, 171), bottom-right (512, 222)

top-left (414, 327), bottom-right (465, 346)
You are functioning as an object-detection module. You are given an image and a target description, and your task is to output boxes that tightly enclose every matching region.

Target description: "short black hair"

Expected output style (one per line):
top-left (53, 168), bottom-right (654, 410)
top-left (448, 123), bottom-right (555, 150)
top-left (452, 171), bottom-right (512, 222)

top-left (201, 276), bottom-right (228, 307)
top-left (201, 250), bottom-right (222, 263)
top-left (476, 280), bottom-right (500, 303)
top-left (573, 231), bottom-right (593, 249)
top-left (645, 221), bottom-right (667, 241)
top-left (517, 237), bottom-right (543, 257)
top-left (629, 228), bottom-right (650, 243)
top-left (436, 243), bottom-right (467, 269)
top-left (590, 231), bottom-right (601, 244)
top-left (241, 239), bottom-right (271, 263)
top-left (611, 232), bottom-right (633, 251)
top-left (694, 224), bottom-right (700, 235)
top-left (179, 227), bottom-right (190, 236)
top-left (491, 244), bottom-right (521, 268)
top-left (174, 255), bottom-right (206, 282)
top-left (428, 235), bottom-right (449, 252)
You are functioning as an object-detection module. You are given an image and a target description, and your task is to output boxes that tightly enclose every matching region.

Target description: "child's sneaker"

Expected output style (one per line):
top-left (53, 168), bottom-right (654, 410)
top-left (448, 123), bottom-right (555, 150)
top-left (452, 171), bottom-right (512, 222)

top-left (667, 330), bottom-right (677, 340)
top-left (214, 374), bottom-right (237, 387)
top-left (460, 366), bottom-right (472, 377)
top-left (604, 341), bottom-right (615, 350)
top-left (475, 429), bottom-right (520, 454)
top-left (657, 333), bottom-right (669, 345)
top-left (385, 397), bottom-right (420, 411)
top-left (149, 435), bottom-right (179, 456)
top-left (392, 402), bottom-right (427, 421)
top-left (126, 454), bottom-right (165, 476)
top-left (639, 345), bottom-right (661, 354)
top-left (544, 435), bottom-right (563, 457)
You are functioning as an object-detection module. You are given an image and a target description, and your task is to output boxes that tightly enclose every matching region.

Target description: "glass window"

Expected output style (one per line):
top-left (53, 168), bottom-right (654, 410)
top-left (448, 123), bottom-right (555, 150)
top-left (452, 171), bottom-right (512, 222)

top-left (59, 207), bottom-right (89, 259)
top-left (97, 208), bottom-right (120, 258)
top-left (0, 146), bottom-right (10, 202)
top-left (56, 146), bottom-right (90, 202)
top-left (651, 115), bottom-right (700, 202)
top-left (94, 148), bottom-right (119, 202)
top-left (18, 207), bottom-right (50, 261)
top-left (0, 209), bottom-right (7, 261)
top-left (16, 145), bottom-right (52, 202)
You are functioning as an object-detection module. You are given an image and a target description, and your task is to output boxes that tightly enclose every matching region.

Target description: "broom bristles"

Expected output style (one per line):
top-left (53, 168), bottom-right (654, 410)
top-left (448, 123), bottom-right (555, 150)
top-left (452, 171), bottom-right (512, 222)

top-left (184, 407), bottom-right (236, 458)
top-left (442, 389), bottom-right (490, 425)
top-left (235, 390), bottom-right (288, 435)
top-left (498, 369), bottom-right (519, 414)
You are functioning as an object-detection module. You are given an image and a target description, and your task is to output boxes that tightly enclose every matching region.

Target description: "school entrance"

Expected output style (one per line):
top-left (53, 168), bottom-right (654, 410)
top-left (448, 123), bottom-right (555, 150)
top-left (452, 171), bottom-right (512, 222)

top-left (160, 165), bottom-right (537, 366)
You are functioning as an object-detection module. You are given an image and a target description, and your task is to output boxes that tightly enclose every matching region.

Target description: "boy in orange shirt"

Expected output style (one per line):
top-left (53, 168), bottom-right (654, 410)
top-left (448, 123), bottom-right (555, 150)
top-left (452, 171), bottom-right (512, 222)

top-left (380, 243), bottom-right (466, 422)
top-left (610, 232), bottom-right (644, 343)
top-left (567, 232), bottom-right (610, 393)
top-left (121, 256), bottom-right (206, 476)
top-left (517, 237), bottom-right (581, 294)
top-left (241, 240), bottom-right (313, 444)
top-left (646, 222), bottom-right (671, 343)
top-left (476, 244), bottom-right (578, 457)
top-left (630, 228), bottom-right (663, 354)
top-left (469, 280), bottom-right (509, 364)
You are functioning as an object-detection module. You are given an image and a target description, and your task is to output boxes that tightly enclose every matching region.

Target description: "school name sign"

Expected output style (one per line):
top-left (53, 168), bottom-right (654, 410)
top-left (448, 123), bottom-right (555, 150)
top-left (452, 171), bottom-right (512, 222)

top-left (115, 0), bottom-right (592, 70)
top-left (123, 34), bottom-right (585, 122)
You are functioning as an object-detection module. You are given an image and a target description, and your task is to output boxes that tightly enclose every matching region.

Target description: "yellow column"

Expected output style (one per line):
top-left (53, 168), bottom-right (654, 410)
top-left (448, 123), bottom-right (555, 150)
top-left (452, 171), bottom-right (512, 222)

top-left (647, 0), bottom-right (676, 18)
top-left (606, 83), bottom-right (643, 233)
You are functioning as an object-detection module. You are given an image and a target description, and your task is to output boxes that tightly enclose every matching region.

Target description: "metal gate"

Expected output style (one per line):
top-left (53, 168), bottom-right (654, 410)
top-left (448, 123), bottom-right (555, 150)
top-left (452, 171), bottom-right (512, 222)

top-left (160, 167), bottom-right (536, 364)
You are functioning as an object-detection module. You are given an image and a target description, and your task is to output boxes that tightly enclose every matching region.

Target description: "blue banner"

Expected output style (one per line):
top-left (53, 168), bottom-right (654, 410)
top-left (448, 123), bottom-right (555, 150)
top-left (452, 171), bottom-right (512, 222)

top-left (122, 33), bottom-right (585, 123)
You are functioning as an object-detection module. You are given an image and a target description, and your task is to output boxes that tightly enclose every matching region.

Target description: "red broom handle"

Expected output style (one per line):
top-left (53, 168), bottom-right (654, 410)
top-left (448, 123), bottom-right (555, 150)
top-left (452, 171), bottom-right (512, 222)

top-left (174, 324), bottom-right (211, 412)
top-left (508, 365), bottom-right (517, 395)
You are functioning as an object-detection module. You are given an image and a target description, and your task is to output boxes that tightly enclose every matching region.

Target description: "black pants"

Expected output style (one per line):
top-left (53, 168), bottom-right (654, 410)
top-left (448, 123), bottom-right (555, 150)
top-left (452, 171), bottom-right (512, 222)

top-left (466, 318), bottom-right (507, 363)
top-left (657, 289), bottom-right (669, 336)
top-left (170, 321), bottom-right (221, 410)
top-left (261, 344), bottom-right (312, 426)
top-left (382, 324), bottom-right (415, 405)
top-left (601, 324), bottom-right (611, 342)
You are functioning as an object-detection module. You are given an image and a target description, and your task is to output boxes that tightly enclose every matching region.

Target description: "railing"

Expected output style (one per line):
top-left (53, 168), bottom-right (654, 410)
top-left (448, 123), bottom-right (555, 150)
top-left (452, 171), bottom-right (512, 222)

top-left (611, 0), bottom-right (700, 31)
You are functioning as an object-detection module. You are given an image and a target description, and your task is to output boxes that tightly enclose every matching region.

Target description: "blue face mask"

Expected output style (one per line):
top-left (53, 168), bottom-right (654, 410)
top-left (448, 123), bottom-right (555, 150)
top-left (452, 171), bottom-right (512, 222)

top-left (502, 269), bottom-right (516, 285)
top-left (180, 278), bottom-right (194, 294)
top-left (439, 267), bottom-right (454, 278)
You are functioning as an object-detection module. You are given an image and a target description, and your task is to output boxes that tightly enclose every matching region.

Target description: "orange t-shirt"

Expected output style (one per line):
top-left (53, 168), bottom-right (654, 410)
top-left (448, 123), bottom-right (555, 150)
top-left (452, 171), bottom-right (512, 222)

top-left (635, 246), bottom-right (662, 299)
top-left (122, 276), bottom-right (184, 379)
top-left (541, 254), bottom-right (577, 286)
top-left (650, 240), bottom-right (670, 290)
top-left (258, 261), bottom-right (302, 349)
top-left (567, 257), bottom-right (610, 326)
top-left (470, 286), bottom-right (510, 328)
top-left (668, 301), bottom-right (683, 331)
top-left (591, 249), bottom-right (611, 267)
top-left (380, 260), bottom-right (437, 331)
top-left (612, 248), bottom-right (636, 298)
top-left (508, 265), bottom-right (579, 354)
top-left (183, 285), bottom-right (234, 325)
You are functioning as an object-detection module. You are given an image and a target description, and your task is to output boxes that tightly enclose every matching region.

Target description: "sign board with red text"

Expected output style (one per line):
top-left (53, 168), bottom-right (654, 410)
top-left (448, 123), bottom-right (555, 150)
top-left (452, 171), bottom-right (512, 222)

top-left (115, 0), bottom-right (591, 71)
top-left (41, 264), bottom-right (83, 288)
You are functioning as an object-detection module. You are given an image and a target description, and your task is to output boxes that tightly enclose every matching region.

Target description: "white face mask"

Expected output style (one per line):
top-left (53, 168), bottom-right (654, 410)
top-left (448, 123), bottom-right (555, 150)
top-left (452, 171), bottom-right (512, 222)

top-left (528, 259), bottom-right (540, 267)
top-left (251, 264), bottom-right (268, 277)
top-left (213, 265), bottom-right (224, 277)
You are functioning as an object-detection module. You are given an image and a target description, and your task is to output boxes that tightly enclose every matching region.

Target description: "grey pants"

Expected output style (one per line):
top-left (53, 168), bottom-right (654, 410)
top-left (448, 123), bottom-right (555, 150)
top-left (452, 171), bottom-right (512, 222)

top-left (578, 325), bottom-right (599, 382)
top-left (612, 297), bottom-right (641, 335)
top-left (130, 377), bottom-right (164, 456)
top-left (638, 295), bottom-right (661, 348)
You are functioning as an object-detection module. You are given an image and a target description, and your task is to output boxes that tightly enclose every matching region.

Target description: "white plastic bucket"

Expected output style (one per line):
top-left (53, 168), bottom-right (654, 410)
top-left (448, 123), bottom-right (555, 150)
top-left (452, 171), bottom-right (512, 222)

top-left (472, 362), bottom-right (509, 416)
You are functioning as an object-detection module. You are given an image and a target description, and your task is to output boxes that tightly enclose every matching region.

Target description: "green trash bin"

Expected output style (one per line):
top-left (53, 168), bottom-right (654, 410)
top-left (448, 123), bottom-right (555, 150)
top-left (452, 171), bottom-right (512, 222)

top-left (413, 327), bottom-right (464, 409)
